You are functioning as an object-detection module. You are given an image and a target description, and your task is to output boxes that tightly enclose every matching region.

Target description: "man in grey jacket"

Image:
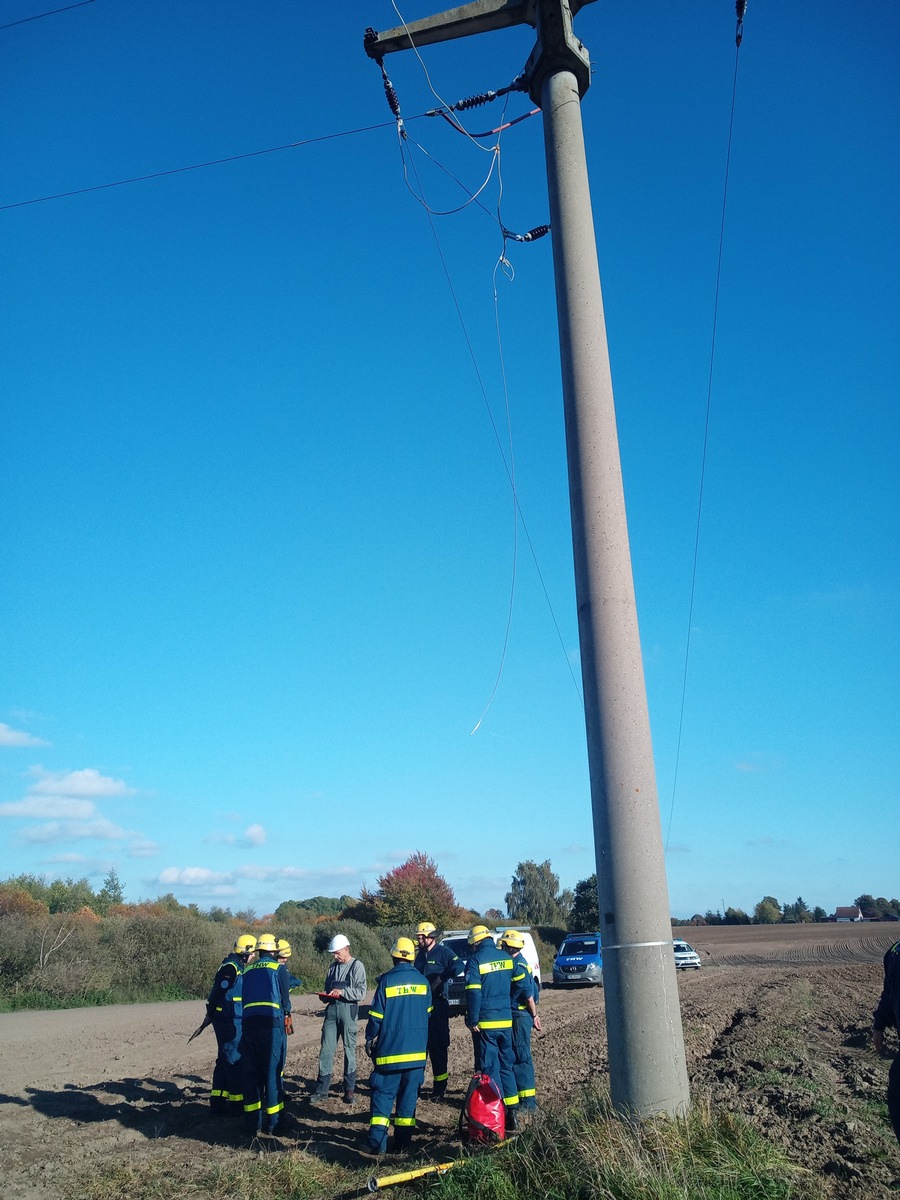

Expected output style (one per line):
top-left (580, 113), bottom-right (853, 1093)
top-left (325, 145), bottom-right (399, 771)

top-left (310, 933), bottom-right (367, 1104)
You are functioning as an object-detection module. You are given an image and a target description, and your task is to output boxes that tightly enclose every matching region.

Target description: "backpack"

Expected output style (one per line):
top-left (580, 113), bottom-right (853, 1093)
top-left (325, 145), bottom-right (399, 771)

top-left (458, 1072), bottom-right (505, 1144)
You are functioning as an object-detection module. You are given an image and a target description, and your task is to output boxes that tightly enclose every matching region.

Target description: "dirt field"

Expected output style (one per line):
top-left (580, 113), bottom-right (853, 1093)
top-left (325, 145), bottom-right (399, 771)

top-left (2, 922), bottom-right (899, 1198)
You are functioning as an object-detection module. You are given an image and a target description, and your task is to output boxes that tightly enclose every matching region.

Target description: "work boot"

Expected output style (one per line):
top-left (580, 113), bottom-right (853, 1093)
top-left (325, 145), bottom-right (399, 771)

top-left (342, 1091), bottom-right (356, 1105)
top-left (430, 1083), bottom-right (447, 1102)
top-left (505, 1106), bottom-right (519, 1132)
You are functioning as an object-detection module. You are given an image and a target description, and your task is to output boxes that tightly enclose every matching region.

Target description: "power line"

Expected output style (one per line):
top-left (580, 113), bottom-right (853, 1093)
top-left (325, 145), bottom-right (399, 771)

top-left (665, 4), bottom-right (748, 850)
top-left (1, 117), bottom-right (419, 212)
top-left (0, 1), bottom-right (95, 32)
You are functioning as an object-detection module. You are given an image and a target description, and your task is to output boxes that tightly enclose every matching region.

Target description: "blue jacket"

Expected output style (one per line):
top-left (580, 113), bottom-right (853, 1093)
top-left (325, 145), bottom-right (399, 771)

top-left (366, 960), bottom-right (431, 1072)
top-left (465, 938), bottom-right (516, 1029)
top-left (240, 953), bottom-right (292, 1021)
top-left (510, 950), bottom-right (536, 1013)
top-left (413, 941), bottom-right (459, 1003)
top-left (207, 953), bottom-right (244, 1021)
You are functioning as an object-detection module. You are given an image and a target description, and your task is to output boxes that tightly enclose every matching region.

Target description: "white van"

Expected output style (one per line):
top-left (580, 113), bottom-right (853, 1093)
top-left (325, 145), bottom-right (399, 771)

top-left (439, 926), bottom-right (542, 1016)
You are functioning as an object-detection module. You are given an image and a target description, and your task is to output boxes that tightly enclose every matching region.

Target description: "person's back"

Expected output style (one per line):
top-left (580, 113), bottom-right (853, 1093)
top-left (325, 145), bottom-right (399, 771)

top-left (368, 959), bottom-right (431, 1070)
top-left (466, 936), bottom-right (513, 1027)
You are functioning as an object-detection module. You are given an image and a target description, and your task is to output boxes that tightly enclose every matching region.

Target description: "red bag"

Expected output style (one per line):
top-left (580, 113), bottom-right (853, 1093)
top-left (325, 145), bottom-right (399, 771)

top-left (458, 1072), bottom-right (506, 1144)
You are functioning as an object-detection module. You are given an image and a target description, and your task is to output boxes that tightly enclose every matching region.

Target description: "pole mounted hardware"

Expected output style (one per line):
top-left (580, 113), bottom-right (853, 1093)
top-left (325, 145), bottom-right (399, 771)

top-left (364, 0), bottom-right (597, 105)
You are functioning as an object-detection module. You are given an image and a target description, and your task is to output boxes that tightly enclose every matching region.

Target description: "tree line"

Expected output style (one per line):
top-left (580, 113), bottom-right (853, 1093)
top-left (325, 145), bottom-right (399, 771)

top-left (5, 858), bottom-right (895, 1011)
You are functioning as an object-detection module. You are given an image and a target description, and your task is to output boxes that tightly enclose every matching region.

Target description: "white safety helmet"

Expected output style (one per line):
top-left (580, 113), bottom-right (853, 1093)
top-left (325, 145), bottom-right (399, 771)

top-left (328, 933), bottom-right (350, 953)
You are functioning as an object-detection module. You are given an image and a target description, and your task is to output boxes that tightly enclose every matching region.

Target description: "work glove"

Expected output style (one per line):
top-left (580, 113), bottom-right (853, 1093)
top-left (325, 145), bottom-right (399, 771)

top-left (365, 1038), bottom-right (378, 1061)
top-left (284, 1014), bottom-right (294, 1035)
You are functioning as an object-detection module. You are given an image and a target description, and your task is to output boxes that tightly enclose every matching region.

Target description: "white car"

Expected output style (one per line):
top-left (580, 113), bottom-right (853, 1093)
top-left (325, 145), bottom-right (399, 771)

top-left (673, 939), bottom-right (702, 970)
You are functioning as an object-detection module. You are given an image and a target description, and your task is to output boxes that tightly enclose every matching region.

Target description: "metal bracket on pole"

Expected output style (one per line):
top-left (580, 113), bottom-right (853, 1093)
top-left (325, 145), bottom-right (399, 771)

top-left (364, 0), bottom-right (596, 69)
top-left (523, 0), bottom-right (592, 104)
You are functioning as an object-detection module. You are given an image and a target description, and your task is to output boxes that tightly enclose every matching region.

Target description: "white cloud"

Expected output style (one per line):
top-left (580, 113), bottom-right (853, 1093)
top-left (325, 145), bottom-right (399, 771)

top-left (20, 818), bottom-right (131, 844)
top-left (128, 838), bottom-right (161, 859)
top-left (203, 823), bottom-right (268, 848)
top-left (27, 767), bottom-right (135, 798)
top-left (0, 722), bottom-right (48, 747)
top-left (0, 796), bottom-right (96, 820)
top-left (158, 866), bottom-right (231, 887)
top-left (242, 824), bottom-right (266, 847)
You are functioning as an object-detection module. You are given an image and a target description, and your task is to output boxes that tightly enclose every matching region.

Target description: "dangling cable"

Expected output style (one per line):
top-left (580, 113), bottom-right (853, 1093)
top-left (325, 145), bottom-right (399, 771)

top-left (665, 2), bottom-right (748, 851)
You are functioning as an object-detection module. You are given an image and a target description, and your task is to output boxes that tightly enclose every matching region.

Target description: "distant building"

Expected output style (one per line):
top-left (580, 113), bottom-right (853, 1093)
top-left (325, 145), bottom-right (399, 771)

top-left (834, 906), bottom-right (864, 922)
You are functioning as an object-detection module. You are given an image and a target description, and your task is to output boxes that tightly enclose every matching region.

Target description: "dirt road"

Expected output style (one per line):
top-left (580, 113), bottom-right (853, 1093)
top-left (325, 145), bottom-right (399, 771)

top-left (2, 924), bottom-right (898, 1198)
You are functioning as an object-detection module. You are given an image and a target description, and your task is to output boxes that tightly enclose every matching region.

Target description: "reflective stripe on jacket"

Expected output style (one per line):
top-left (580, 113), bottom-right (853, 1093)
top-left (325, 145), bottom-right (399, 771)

top-left (464, 939), bottom-right (513, 1029)
top-left (366, 960), bottom-right (431, 1071)
top-left (241, 954), bottom-right (291, 1017)
top-left (207, 953), bottom-right (243, 1019)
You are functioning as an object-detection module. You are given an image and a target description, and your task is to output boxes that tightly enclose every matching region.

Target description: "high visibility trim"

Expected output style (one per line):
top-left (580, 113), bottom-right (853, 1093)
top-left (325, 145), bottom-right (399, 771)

top-left (244, 1101), bottom-right (262, 1113)
top-left (434, 1072), bottom-right (448, 1082)
top-left (394, 1117), bottom-right (415, 1127)
top-left (385, 983), bottom-right (429, 998)
top-left (519, 1088), bottom-right (536, 1098)
top-left (479, 958), bottom-right (513, 975)
top-left (504, 1095), bottom-right (520, 1106)
top-left (210, 1089), bottom-right (224, 1097)
top-left (376, 1051), bottom-right (427, 1065)
top-left (479, 1019), bottom-right (513, 1029)
top-left (243, 1001), bottom-right (279, 1009)
top-left (265, 1102), bottom-right (284, 1115)
top-left (369, 1009), bottom-right (384, 1019)
top-left (465, 983), bottom-right (481, 990)
top-left (214, 1006), bottom-right (223, 1012)
top-left (370, 1116), bottom-right (390, 1127)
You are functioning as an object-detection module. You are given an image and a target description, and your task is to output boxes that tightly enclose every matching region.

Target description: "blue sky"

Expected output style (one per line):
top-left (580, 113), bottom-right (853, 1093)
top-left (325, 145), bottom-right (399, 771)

top-left (2, 1), bottom-right (897, 920)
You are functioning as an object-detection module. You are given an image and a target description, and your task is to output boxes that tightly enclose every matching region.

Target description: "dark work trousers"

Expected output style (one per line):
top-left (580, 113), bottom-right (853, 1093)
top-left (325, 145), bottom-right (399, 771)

top-left (241, 1017), bottom-right (286, 1134)
top-left (889, 1054), bottom-right (900, 1146)
top-left (511, 1012), bottom-right (536, 1109)
top-left (316, 1001), bottom-right (358, 1096)
top-left (427, 998), bottom-right (451, 1092)
top-left (475, 1025), bottom-right (519, 1115)
top-left (367, 1066), bottom-right (425, 1154)
top-left (210, 1016), bottom-right (243, 1114)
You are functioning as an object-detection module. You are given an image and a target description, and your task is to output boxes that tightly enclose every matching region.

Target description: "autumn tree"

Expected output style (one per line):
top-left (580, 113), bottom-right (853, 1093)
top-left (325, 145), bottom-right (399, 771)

top-left (355, 852), bottom-right (464, 929)
top-left (505, 860), bottom-right (573, 927)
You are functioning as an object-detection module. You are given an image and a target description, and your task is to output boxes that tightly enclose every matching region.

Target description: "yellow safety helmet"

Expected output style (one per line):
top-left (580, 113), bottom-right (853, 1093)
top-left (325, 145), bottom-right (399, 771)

top-left (499, 929), bottom-right (525, 950)
top-left (234, 934), bottom-right (257, 955)
top-left (256, 934), bottom-right (277, 953)
top-left (276, 938), bottom-right (292, 958)
top-left (416, 921), bottom-right (437, 937)
top-left (468, 924), bottom-right (492, 946)
top-left (391, 936), bottom-right (416, 961)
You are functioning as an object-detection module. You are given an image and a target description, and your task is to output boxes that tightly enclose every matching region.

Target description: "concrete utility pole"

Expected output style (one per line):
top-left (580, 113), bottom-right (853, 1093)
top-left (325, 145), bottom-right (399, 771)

top-left (365, 0), bottom-right (690, 1118)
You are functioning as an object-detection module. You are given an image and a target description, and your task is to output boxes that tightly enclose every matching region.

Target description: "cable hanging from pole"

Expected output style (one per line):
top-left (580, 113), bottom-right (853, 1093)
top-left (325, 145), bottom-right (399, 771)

top-left (665, 1), bottom-right (749, 852)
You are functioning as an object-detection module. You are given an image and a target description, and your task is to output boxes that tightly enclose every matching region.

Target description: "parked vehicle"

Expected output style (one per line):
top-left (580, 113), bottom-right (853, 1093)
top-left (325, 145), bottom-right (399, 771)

top-left (439, 927), bottom-right (542, 1017)
top-left (673, 939), bottom-right (702, 969)
top-left (551, 932), bottom-right (603, 987)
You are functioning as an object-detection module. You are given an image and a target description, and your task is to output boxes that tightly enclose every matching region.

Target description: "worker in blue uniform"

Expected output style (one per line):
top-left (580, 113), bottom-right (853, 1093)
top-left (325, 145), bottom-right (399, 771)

top-left (498, 929), bottom-right (542, 1112)
top-left (275, 939), bottom-right (302, 1107)
top-left (206, 933), bottom-right (256, 1114)
top-left (362, 936), bottom-right (431, 1158)
top-left (240, 933), bottom-right (292, 1136)
top-left (413, 920), bottom-right (459, 1100)
top-left (464, 924), bottom-right (529, 1130)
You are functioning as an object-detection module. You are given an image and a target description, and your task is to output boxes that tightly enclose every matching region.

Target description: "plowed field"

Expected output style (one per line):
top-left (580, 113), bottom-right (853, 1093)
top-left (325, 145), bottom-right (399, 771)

top-left (1, 922), bottom-right (898, 1198)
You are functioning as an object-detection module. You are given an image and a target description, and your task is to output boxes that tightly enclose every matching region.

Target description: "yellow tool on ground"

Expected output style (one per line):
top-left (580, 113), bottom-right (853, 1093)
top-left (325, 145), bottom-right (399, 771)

top-left (367, 1161), bottom-right (457, 1191)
